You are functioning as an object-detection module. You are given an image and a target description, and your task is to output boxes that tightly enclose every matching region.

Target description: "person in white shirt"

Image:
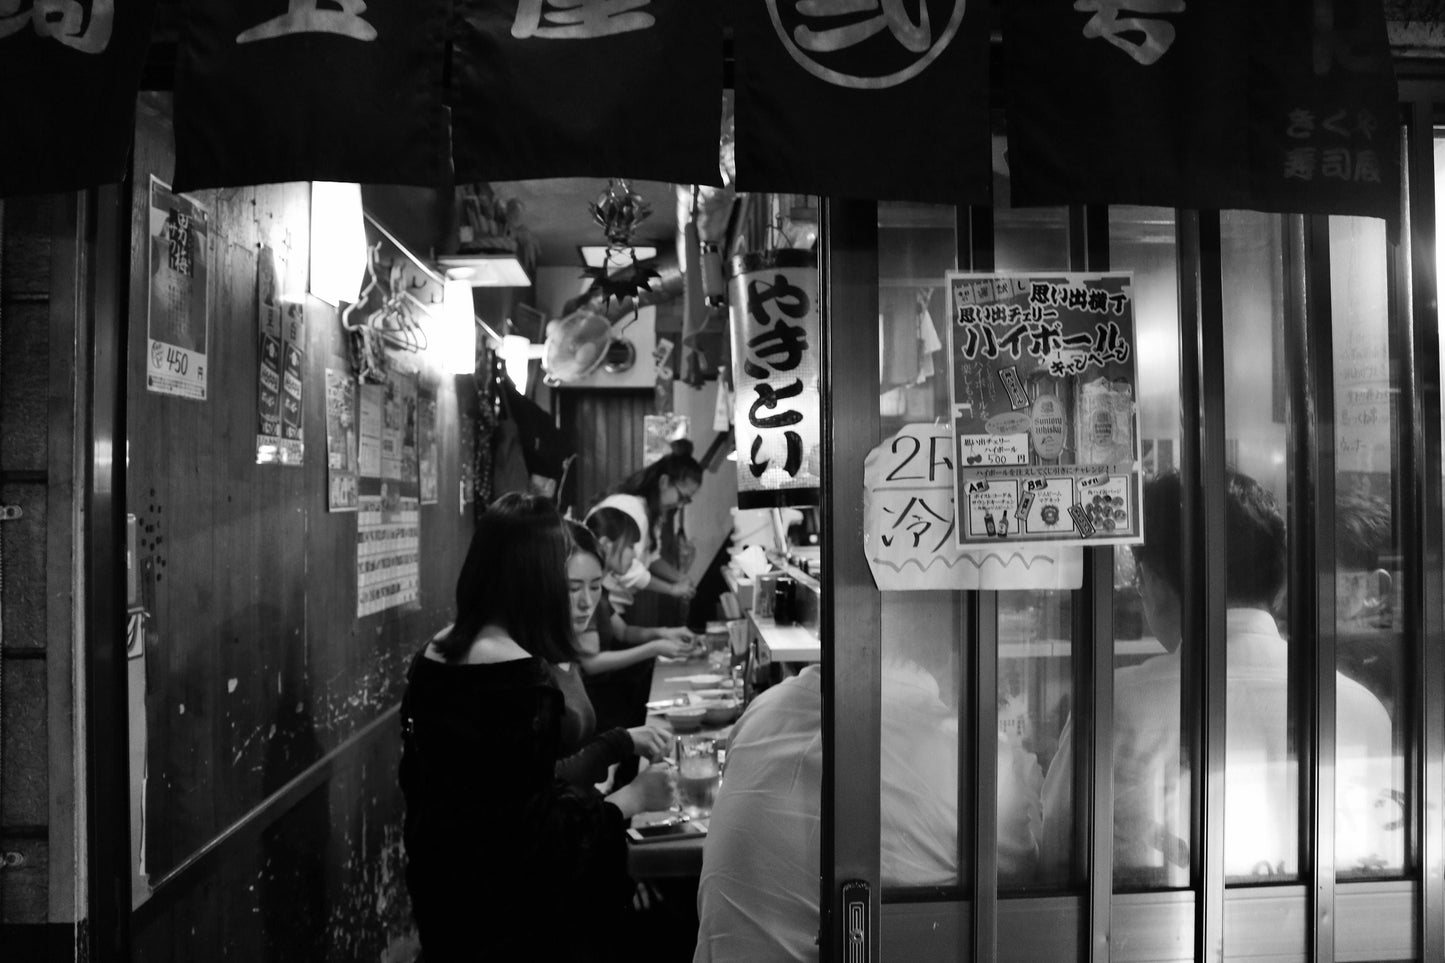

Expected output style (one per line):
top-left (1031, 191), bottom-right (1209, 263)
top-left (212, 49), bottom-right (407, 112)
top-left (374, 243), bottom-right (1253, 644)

top-left (694, 650), bottom-right (1042, 961)
top-left (1040, 470), bottom-right (1397, 886)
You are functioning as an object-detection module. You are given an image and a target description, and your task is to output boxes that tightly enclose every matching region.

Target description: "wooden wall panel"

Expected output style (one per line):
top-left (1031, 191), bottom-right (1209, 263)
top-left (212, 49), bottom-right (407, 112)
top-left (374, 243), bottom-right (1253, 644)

top-left (127, 95), bottom-right (469, 958)
top-left (561, 388), bottom-right (655, 513)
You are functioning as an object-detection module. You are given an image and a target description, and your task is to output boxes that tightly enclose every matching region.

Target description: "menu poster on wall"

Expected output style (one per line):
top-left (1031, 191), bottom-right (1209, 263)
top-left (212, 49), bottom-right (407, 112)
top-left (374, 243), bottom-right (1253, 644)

top-left (419, 390), bottom-right (438, 506)
top-left (863, 423), bottom-right (1083, 591)
top-left (947, 271), bottom-right (1144, 549)
top-left (257, 246), bottom-right (285, 459)
top-left (357, 366), bottom-right (420, 615)
top-left (279, 301), bottom-right (306, 463)
top-left (358, 384), bottom-right (383, 479)
top-left (325, 368), bottom-right (359, 512)
top-left (146, 177), bottom-right (209, 401)
top-left (256, 244), bottom-right (305, 466)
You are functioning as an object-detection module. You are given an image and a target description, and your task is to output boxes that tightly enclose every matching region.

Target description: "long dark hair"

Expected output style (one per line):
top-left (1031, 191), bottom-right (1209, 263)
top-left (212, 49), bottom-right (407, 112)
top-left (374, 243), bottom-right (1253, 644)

top-left (565, 519), bottom-right (603, 567)
top-left (432, 492), bottom-right (577, 663)
top-left (614, 438), bottom-right (702, 522)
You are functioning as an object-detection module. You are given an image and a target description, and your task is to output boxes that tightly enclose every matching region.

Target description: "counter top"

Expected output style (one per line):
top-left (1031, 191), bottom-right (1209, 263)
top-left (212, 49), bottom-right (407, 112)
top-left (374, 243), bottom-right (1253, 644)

top-left (626, 657), bottom-right (732, 879)
top-left (748, 609), bottom-right (821, 664)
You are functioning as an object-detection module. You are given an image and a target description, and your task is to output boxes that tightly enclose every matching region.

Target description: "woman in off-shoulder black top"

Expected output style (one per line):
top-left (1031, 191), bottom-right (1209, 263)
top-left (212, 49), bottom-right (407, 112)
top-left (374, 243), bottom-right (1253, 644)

top-left (399, 494), bottom-right (674, 962)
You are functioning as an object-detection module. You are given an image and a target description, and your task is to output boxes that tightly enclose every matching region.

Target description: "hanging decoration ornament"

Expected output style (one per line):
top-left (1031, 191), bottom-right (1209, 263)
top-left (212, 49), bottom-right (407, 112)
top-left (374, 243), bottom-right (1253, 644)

top-left (583, 177), bottom-right (658, 308)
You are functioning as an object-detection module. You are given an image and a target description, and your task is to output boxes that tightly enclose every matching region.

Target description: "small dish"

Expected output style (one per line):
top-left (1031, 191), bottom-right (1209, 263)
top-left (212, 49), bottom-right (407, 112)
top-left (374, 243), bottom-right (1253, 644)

top-left (666, 706), bottom-right (706, 732)
top-left (699, 699), bottom-right (741, 726)
top-left (690, 689), bottom-right (733, 702)
top-left (686, 674), bottom-right (728, 689)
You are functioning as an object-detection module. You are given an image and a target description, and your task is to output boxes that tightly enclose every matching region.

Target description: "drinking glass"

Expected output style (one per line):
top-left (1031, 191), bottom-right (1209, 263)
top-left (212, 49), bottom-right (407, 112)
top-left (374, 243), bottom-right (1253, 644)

top-left (675, 734), bottom-right (720, 818)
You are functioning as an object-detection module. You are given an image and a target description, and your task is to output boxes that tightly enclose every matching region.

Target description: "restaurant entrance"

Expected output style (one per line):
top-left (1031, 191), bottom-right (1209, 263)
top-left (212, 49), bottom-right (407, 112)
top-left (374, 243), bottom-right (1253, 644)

top-left (813, 75), bottom-right (1445, 961)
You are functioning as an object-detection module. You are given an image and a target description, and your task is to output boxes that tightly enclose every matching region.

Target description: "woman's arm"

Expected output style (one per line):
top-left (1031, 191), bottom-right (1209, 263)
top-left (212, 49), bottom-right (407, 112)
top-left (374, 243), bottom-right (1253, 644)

top-left (555, 727), bottom-right (634, 787)
top-left (577, 637), bottom-right (690, 675)
top-left (607, 612), bottom-right (697, 648)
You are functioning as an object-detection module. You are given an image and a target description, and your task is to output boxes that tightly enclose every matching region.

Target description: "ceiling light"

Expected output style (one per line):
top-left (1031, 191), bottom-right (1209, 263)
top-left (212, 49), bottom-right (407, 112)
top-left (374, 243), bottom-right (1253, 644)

top-left (436, 254), bottom-right (532, 287)
top-left (578, 245), bottom-right (658, 271)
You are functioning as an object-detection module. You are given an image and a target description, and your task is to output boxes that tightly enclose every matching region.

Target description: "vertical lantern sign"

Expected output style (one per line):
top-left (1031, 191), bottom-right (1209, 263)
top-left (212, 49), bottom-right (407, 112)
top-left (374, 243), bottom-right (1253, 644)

top-left (728, 250), bottom-right (820, 508)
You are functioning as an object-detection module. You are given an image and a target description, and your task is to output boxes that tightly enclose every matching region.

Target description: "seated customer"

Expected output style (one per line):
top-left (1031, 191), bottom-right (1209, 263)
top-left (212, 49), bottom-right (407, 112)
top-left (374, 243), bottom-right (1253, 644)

top-left (1039, 470), bottom-right (1396, 885)
top-left (693, 635), bottom-right (1041, 961)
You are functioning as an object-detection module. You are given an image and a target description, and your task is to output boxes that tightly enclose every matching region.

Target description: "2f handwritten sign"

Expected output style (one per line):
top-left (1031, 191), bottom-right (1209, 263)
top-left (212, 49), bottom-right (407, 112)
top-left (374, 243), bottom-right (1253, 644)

top-left (728, 249), bottom-right (820, 505)
top-left (863, 424), bottom-right (1082, 591)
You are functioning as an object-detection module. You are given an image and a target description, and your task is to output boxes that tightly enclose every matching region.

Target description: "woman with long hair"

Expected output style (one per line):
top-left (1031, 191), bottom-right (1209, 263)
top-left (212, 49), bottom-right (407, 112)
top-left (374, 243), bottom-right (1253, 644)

top-left (553, 520), bottom-right (673, 788)
top-left (588, 439), bottom-right (705, 612)
top-left (399, 493), bottom-right (674, 961)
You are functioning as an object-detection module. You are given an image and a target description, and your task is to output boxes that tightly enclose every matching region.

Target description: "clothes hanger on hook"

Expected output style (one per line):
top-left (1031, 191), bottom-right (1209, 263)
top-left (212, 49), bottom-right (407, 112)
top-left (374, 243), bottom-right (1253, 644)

top-left (341, 241), bottom-right (385, 332)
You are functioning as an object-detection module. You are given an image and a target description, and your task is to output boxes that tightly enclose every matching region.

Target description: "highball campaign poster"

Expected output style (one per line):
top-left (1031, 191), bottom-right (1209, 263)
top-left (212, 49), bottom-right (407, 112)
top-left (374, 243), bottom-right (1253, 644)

top-left (947, 272), bottom-right (1144, 549)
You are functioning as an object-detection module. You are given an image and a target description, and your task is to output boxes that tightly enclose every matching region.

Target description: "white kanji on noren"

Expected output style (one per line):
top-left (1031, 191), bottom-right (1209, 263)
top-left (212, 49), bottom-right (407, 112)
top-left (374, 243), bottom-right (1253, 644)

top-left (0, 0), bottom-right (113, 53)
top-left (1074, 0), bottom-right (1185, 66)
top-left (237, 0), bottom-right (377, 44)
top-left (511, 0), bottom-right (655, 40)
top-left (793, 0), bottom-right (932, 56)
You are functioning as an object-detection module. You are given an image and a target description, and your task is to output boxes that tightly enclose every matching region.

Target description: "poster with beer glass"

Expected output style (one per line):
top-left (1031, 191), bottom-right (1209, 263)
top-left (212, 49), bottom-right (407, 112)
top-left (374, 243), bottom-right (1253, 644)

top-left (946, 272), bottom-right (1143, 549)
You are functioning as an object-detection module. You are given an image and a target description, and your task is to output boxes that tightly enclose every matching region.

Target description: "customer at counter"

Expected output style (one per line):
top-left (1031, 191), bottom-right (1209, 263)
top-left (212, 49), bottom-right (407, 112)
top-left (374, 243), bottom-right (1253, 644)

top-left (398, 493), bottom-right (675, 962)
top-left (554, 520), bottom-right (673, 788)
top-left (1040, 470), bottom-right (1396, 886)
top-left (584, 483), bottom-right (704, 789)
top-left (693, 636), bottom-right (1041, 962)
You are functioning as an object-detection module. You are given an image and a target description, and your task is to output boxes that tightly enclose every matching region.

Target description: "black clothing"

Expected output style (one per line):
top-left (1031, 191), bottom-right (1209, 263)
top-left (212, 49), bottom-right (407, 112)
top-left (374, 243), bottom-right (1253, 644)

top-left (581, 597), bottom-right (655, 789)
top-left (399, 649), bottom-right (629, 961)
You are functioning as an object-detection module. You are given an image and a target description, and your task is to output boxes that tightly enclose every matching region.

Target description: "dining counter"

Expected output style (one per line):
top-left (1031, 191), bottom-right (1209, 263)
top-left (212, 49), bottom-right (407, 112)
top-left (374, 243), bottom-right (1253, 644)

top-left (626, 655), bottom-right (734, 879)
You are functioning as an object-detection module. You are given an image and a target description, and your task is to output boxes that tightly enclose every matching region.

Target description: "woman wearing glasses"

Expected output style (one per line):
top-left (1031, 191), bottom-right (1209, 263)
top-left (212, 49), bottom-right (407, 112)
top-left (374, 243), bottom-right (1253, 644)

top-left (586, 438), bottom-right (705, 612)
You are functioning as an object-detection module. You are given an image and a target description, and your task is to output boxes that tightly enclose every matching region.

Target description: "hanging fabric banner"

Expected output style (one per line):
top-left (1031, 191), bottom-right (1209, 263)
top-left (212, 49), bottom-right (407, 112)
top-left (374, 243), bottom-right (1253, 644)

top-left (733, 0), bottom-right (991, 203)
top-left (728, 249), bottom-right (821, 509)
top-left (451, 0), bottom-right (723, 185)
top-left (172, 0), bottom-right (450, 191)
top-left (0, 0), bottom-right (156, 195)
top-left (1004, 0), bottom-right (1398, 225)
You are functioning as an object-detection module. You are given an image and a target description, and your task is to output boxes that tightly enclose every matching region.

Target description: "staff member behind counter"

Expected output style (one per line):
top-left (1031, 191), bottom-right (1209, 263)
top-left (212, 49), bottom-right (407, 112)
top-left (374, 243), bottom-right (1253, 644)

top-left (694, 633), bottom-right (1043, 961)
top-left (586, 441), bottom-right (708, 787)
top-left (588, 439), bottom-right (704, 608)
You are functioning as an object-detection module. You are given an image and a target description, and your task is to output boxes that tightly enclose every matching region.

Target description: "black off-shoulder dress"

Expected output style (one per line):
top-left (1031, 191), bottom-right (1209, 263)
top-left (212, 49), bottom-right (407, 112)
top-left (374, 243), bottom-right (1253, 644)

top-left (399, 649), bottom-right (630, 962)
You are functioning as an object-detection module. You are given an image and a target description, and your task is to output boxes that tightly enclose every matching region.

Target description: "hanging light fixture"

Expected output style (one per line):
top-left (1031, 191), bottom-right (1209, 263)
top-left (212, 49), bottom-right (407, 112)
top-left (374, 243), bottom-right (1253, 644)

top-left (308, 182), bottom-right (369, 306)
top-left (429, 279), bottom-right (478, 377)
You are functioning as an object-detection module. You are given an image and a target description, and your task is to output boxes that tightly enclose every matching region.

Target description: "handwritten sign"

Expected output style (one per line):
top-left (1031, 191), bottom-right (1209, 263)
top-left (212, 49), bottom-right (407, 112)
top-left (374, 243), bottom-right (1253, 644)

top-left (948, 271), bottom-right (1143, 548)
top-left (863, 424), bottom-right (1082, 591)
top-left (728, 250), bottom-right (821, 507)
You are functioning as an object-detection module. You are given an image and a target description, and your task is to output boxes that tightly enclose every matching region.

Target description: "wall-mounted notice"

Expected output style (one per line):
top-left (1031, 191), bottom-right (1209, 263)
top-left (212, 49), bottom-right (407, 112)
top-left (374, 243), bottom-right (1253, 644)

top-left (356, 370), bottom-right (420, 616)
top-left (358, 384), bottom-right (383, 479)
top-left (863, 423), bottom-right (1082, 591)
top-left (947, 271), bottom-right (1143, 549)
top-left (419, 390), bottom-right (438, 506)
top-left (256, 244), bottom-right (304, 465)
top-left (325, 368), bottom-right (359, 512)
top-left (146, 176), bottom-right (209, 400)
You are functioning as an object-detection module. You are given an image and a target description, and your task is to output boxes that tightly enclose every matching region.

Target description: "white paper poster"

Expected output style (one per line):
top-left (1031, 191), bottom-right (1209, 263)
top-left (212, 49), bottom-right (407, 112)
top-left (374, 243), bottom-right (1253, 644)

top-left (864, 423), bottom-right (1082, 591)
top-left (146, 177), bottom-right (209, 400)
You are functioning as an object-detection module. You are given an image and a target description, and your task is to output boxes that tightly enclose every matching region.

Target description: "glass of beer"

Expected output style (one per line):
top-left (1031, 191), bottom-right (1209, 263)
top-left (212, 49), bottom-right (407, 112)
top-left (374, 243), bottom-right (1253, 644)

top-left (675, 734), bottom-right (720, 818)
